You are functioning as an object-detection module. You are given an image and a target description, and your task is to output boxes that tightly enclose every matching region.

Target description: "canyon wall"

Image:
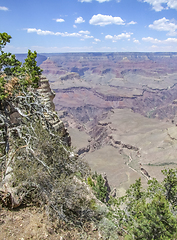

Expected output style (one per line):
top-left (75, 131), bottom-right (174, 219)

top-left (38, 52), bottom-right (177, 195)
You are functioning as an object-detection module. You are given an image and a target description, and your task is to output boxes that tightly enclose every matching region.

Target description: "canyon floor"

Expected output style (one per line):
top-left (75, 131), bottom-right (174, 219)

top-left (36, 52), bottom-right (177, 195)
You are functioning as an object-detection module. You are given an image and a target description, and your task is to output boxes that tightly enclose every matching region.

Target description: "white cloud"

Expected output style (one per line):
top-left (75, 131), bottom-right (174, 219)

top-left (75, 16), bottom-right (85, 24)
top-left (83, 35), bottom-right (94, 39)
top-left (26, 28), bottom-right (82, 37)
top-left (96, 0), bottom-right (111, 2)
top-left (92, 38), bottom-right (101, 44)
top-left (0, 6), bottom-right (8, 11)
top-left (73, 25), bottom-right (77, 28)
top-left (79, 30), bottom-right (94, 38)
top-left (133, 39), bottom-right (140, 43)
top-left (55, 18), bottom-right (65, 22)
top-left (169, 0), bottom-right (177, 9)
top-left (105, 32), bottom-right (133, 41)
top-left (26, 28), bottom-right (94, 40)
top-left (149, 44), bottom-right (177, 51)
top-left (89, 14), bottom-right (125, 26)
top-left (64, 32), bottom-right (82, 37)
top-left (128, 21), bottom-right (137, 25)
top-left (149, 17), bottom-right (177, 36)
top-left (27, 28), bottom-right (54, 35)
top-left (145, 40), bottom-right (177, 51)
top-left (94, 38), bottom-right (101, 41)
top-left (142, 36), bottom-right (177, 43)
top-left (79, 30), bottom-right (90, 34)
top-left (105, 35), bottom-right (114, 40)
top-left (164, 37), bottom-right (177, 42)
top-left (142, 37), bottom-right (162, 43)
top-left (142, 0), bottom-right (177, 11)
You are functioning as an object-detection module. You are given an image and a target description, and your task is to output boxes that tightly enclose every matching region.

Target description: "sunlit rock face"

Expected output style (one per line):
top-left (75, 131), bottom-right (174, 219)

top-left (37, 75), bottom-right (56, 111)
top-left (37, 75), bottom-right (71, 146)
top-left (38, 52), bottom-right (177, 194)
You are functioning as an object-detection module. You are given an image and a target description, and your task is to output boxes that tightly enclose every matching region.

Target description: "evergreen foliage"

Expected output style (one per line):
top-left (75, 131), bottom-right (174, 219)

top-left (0, 32), bottom-right (42, 101)
top-left (87, 172), bottom-right (108, 203)
top-left (162, 168), bottom-right (177, 209)
top-left (108, 174), bottom-right (177, 239)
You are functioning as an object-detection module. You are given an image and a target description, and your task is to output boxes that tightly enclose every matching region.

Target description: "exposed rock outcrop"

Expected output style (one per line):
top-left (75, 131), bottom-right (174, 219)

top-left (77, 145), bottom-right (90, 156)
top-left (140, 163), bottom-right (151, 179)
top-left (0, 75), bottom-right (73, 209)
top-left (37, 75), bottom-right (56, 111)
top-left (37, 75), bottom-right (71, 146)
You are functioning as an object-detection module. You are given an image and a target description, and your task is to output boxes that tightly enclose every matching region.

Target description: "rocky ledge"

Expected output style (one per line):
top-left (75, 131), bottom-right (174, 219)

top-left (37, 75), bottom-right (71, 146)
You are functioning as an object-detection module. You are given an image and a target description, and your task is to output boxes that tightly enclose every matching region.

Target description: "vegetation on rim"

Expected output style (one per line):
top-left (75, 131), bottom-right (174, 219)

top-left (0, 32), bottom-right (103, 229)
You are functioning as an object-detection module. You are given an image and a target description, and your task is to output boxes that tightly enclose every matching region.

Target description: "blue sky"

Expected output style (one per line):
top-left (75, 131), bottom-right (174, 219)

top-left (1, 0), bottom-right (177, 53)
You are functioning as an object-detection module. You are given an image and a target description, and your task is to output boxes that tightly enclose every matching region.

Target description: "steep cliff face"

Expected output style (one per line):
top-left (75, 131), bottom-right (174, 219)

top-left (0, 76), bottom-right (74, 209)
top-left (37, 75), bottom-right (56, 111)
top-left (37, 75), bottom-right (71, 146)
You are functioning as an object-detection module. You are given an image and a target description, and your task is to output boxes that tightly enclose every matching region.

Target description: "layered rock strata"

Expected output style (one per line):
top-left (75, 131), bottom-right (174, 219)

top-left (37, 75), bottom-right (71, 146)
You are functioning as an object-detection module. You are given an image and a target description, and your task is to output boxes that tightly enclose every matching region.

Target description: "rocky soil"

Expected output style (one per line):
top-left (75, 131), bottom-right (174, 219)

top-left (0, 206), bottom-right (103, 240)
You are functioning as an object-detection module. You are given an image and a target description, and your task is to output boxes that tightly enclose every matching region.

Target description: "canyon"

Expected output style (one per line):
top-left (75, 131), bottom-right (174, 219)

top-left (17, 52), bottom-right (177, 195)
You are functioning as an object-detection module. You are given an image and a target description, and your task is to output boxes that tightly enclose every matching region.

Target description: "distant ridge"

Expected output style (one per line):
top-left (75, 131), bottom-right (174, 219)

top-left (15, 53), bottom-right (47, 66)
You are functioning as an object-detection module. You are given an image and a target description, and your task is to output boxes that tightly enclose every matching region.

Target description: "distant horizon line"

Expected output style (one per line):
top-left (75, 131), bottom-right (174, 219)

top-left (15, 51), bottom-right (177, 55)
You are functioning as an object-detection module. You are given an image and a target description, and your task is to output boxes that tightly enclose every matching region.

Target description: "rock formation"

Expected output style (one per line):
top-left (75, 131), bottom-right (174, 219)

top-left (37, 75), bottom-right (71, 146)
top-left (140, 163), bottom-right (151, 179)
top-left (0, 76), bottom-right (73, 208)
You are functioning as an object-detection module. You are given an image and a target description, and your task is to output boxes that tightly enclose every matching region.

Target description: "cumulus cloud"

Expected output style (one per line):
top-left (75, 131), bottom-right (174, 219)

top-left (149, 17), bottom-right (177, 36)
top-left (55, 18), bottom-right (65, 22)
top-left (75, 17), bottom-right (85, 24)
top-left (83, 35), bottom-right (94, 39)
top-left (142, 36), bottom-right (177, 43)
top-left (142, 37), bottom-right (162, 43)
top-left (0, 6), bottom-right (8, 11)
top-left (26, 28), bottom-right (80, 37)
top-left (133, 39), bottom-right (140, 43)
top-left (142, 0), bottom-right (177, 11)
top-left (73, 25), bottom-right (77, 28)
top-left (26, 28), bottom-right (93, 39)
top-left (27, 28), bottom-right (55, 35)
top-left (79, 30), bottom-right (90, 34)
top-left (92, 38), bottom-right (101, 44)
top-left (89, 14), bottom-right (125, 26)
top-left (94, 38), bottom-right (101, 41)
top-left (105, 32), bottom-right (133, 41)
top-left (128, 21), bottom-right (137, 25)
top-left (96, 0), bottom-right (111, 2)
top-left (164, 37), bottom-right (177, 43)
